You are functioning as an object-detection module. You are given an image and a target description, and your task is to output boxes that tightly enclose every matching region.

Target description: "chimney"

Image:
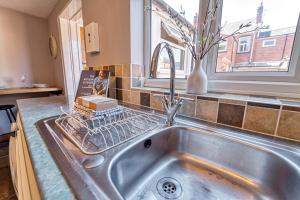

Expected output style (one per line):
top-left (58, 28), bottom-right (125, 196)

top-left (256, 2), bottom-right (264, 24)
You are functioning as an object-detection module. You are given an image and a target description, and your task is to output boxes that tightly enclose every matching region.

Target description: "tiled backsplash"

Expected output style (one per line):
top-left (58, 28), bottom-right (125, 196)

top-left (88, 64), bottom-right (300, 142)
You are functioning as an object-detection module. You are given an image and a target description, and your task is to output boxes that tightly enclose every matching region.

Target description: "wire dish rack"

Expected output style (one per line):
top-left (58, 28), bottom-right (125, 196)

top-left (55, 106), bottom-right (165, 154)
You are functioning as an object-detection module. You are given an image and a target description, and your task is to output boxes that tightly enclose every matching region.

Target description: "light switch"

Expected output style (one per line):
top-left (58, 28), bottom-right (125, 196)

top-left (85, 22), bottom-right (100, 53)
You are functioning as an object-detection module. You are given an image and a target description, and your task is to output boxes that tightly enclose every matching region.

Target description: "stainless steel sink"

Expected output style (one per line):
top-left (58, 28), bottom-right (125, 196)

top-left (37, 112), bottom-right (300, 200)
top-left (110, 126), bottom-right (300, 200)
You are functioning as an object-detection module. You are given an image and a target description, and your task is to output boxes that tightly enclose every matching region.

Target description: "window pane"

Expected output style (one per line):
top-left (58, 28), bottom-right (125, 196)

top-left (218, 41), bottom-right (227, 52)
top-left (216, 0), bottom-right (300, 73)
top-left (151, 0), bottom-right (199, 78)
top-left (262, 39), bottom-right (276, 47)
top-left (157, 46), bottom-right (186, 78)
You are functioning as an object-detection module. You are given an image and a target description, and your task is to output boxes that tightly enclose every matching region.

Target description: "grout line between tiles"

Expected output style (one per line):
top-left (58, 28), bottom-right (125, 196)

top-left (274, 105), bottom-right (282, 136)
top-left (242, 102), bottom-right (248, 129)
top-left (215, 99), bottom-right (220, 123)
top-left (194, 98), bottom-right (198, 117)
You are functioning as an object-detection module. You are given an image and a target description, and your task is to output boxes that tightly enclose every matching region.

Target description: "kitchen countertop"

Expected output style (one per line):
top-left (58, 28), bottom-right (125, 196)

top-left (16, 96), bottom-right (300, 200)
top-left (0, 87), bottom-right (62, 95)
top-left (17, 96), bottom-right (75, 200)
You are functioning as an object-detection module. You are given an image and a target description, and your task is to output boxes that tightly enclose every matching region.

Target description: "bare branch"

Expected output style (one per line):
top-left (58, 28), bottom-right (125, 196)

top-left (151, 0), bottom-right (258, 61)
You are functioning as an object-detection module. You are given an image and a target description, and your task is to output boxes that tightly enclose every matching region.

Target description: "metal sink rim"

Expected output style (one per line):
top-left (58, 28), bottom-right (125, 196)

top-left (36, 110), bottom-right (300, 200)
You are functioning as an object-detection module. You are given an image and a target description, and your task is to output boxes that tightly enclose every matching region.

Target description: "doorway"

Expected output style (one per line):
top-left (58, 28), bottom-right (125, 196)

top-left (59, 0), bottom-right (86, 106)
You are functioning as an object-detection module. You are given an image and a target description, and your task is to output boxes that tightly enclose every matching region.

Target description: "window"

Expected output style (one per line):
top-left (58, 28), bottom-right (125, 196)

top-left (262, 39), bottom-right (276, 47)
top-left (237, 36), bottom-right (251, 53)
top-left (147, 0), bottom-right (199, 78)
top-left (258, 30), bottom-right (271, 38)
top-left (215, 0), bottom-right (299, 73)
top-left (144, 0), bottom-right (300, 97)
top-left (156, 41), bottom-right (186, 78)
top-left (218, 40), bottom-right (227, 52)
top-left (208, 0), bottom-right (300, 97)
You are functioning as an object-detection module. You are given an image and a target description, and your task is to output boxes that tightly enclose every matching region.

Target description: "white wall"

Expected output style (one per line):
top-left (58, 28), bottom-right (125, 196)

top-left (130, 0), bottom-right (144, 65)
top-left (82, 0), bottom-right (131, 66)
top-left (0, 6), bottom-right (54, 88)
top-left (47, 0), bottom-right (71, 89)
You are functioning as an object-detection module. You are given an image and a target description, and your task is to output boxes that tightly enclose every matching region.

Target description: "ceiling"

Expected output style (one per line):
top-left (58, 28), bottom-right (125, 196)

top-left (0, 0), bottom-right (59, 18)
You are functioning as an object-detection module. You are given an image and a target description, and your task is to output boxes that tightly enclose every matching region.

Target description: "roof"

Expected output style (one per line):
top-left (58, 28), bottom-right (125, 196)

top-left (221, 18), bottom-right (257, 35)
top-left (270, 26), bottom-right (296, 36)
top-left (222, 18), bottom-right (296, 37)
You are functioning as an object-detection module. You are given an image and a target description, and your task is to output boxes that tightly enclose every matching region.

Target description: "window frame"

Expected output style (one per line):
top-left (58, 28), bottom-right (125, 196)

top-left (262, 39), bottom-right (276, 47)
top-left (143, 0), bottom-right (300, 98)
top-left (156, 39), bottom-right (189, 78)
top-left (237, 36), bottom-right (251, 53)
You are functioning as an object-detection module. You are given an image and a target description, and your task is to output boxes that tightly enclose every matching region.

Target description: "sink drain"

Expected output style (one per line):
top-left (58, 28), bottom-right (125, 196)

top-left (156, 177), bottom-right (182, 199)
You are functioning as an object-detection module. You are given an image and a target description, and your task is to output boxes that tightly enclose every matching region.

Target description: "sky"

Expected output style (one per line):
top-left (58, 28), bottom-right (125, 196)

top-left (222, 0), bottom-right (300, 29)
top-left (164, 0), bottom-right (199, 23)
top-left (163, 0), bottom-right (300, 29)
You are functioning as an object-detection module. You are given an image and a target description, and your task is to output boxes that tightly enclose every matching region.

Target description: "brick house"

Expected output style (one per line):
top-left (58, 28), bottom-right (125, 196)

top-left (217, 3), bottom-right (296, 72)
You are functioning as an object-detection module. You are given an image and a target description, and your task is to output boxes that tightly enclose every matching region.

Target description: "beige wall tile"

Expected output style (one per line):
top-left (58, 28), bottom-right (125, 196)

top-left (122, 90), bottom-right (131, 103)
top-left (122, 77), bottom-right (131, 90)
top-left (150, 93), bottom-right (164, 111)
top-left (130, 90), bottom-right (140, 105)
top-left (179, 100), bottom-right (195, 117)
top-left (178, 94), bottom-right (196, 117)
top-left (244, 106), bottom-right (279, 135)
top-left (217, 103), bottom-right (245, 128)
top-left (109, 88), bottom-right (116, 99)
top-left (219, 98), bottom-right (246, 106)
top-left (115, 65), bottom-right (123, 77)
top-left (103, 66), bottom-right (109, 70)
top-left (122, 64), bottom-right (131, 77)
top-left (196, 100), bottom-right (218, 122)
top-left (277, 110), bottom-right (300, 141)
top-left (93, 66), bottom-right (102, 70)
top-left (109, 76), bottom-right (116, 89)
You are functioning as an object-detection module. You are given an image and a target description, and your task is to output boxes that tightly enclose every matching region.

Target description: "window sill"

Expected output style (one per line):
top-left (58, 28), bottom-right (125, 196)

top-left (209, 79), bottom-right (300, 99)
top-left (132, 85), bottom-right (300, 104)
top-left (236, 51), bottom-right (251, 54)
top-left (143, 78), bottom-right (300, 99)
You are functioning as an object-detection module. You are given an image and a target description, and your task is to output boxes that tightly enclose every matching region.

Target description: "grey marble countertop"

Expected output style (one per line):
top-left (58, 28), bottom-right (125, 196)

top-left (17, 96), bottom-right (75, 200)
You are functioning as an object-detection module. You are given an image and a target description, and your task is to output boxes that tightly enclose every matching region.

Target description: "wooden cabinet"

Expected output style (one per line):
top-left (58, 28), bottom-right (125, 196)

top-left (9, 114), bottom-right (41, 200)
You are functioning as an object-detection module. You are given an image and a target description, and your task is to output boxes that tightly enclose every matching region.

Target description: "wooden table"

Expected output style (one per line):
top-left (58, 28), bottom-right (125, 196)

top-left (0, 87), bottom-right (63, 136)
top-left (0, 87), bottom-right (63, 96)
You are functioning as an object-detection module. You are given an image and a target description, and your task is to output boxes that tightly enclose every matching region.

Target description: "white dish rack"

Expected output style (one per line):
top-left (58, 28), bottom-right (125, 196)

top-left (55, 106), bottom-right (165, 154)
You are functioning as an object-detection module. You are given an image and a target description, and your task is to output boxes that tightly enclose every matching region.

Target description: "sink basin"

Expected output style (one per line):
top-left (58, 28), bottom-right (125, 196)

top-left (37, 112), bottom-right (300, 200)
top-left (110, 126), bottom-right (300, 200)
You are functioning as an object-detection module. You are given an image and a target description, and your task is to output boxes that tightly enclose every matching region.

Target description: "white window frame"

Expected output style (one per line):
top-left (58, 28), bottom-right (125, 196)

top-left (262, 39), bottom-right (276, 47)
top-left (143, 0), bottom-right (300, 98)
top-left (143, 0), bottom-right (192, 88)
top-left (237, 36), bottom-right (251, 53)
top-left (156, 39), bottom-right (189, 78)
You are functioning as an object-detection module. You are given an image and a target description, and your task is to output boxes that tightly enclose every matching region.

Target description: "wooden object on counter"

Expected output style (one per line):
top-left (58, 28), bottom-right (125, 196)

top-left (10, 114), bottom-right (41, 200)
top-left (77, 95), bottom-right (118, 111)
top-left (0, 87), bottom-right (62, 96)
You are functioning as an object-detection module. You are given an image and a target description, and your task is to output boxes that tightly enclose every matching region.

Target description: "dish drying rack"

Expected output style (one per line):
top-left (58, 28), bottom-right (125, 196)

top-left (55, 106), bottom-right (165, 154)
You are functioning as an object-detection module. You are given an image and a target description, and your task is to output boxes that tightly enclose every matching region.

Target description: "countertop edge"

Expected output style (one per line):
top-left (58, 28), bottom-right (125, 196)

top-left (16, 96), bottom-right (76, 200)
